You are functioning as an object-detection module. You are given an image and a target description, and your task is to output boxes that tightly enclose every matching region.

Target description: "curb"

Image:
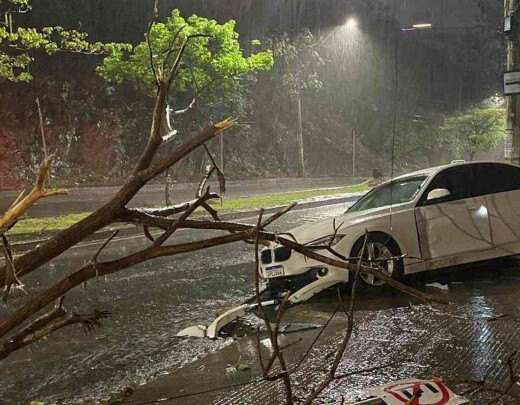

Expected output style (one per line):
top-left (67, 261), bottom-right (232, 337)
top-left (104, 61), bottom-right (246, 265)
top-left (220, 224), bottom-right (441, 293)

top-left (11, 194), bottom-right (363, 252)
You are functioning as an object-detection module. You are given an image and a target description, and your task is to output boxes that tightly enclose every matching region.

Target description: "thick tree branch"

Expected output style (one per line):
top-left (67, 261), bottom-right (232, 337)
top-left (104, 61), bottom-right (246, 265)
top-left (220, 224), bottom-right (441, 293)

top-left (0, 304), bottom-right (110, 360)
top-left (0, 121), bottom-right (233, 288)
top-left (0, 230), bottom-right (255, 340)
top-left (0, 156), bottom-right (67, 235)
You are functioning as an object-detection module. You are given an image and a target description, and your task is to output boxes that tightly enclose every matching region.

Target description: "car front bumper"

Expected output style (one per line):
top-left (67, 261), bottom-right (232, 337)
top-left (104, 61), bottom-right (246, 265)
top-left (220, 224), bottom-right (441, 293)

top-left (259, 244), bottom-right (349, 303)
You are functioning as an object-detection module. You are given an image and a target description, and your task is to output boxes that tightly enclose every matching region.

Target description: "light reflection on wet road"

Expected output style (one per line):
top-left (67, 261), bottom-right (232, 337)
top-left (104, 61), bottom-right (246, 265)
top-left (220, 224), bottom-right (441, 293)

top-left (0, 204), bottom-right (347, 404)
top-left (3, 202), bottom-right (520, 404)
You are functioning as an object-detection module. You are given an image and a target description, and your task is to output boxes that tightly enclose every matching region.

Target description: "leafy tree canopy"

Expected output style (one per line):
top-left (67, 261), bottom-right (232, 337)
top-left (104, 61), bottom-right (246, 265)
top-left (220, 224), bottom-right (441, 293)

top-left (270, 30), bottom-right (325, 97)
top-left (97, 9), bottom-right (274, 99)
top-left (441, 105), bottom-right (505, 161)
top-left (0, 0), bottom-right (130, 82)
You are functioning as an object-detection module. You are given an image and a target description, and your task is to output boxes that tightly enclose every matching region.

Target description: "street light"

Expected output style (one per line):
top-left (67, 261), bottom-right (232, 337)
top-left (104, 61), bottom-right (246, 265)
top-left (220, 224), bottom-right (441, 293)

top-left (346, 17), bottom-right (358, 30)
top-left (391, 22), bottom-right (433, 182)
top-left (413, 23), bottom-right (433, 29)
top-left (400, 22), bottom-right (433, 32)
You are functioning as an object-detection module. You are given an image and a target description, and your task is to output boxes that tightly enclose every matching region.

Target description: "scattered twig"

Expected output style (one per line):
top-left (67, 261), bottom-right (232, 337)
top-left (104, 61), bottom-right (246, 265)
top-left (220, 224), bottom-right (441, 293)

top-left (486, 313), bottom-right (508, 322)
top-left (92, 231), bottom-right (120, 281)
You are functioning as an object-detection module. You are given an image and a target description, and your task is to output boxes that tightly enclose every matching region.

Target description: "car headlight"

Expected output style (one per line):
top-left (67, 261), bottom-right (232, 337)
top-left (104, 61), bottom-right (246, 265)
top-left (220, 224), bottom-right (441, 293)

top-left (306, 234), bottom-right (345, 247)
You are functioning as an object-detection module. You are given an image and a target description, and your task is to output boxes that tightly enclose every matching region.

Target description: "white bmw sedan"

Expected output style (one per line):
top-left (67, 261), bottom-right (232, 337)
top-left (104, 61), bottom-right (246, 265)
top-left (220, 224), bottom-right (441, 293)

top-left (259, 161), bottom-right (520, 303)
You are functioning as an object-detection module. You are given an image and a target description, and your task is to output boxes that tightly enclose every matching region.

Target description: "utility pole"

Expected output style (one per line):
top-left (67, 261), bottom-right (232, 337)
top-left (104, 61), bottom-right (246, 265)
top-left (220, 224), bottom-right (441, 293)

top-left (505, 0), bottom-right (520, 164)
top-left (296, 92), bottom-right (305, 177)
top-left (352, 128), bottom-right (356, 177)
top-left (219, 134), bottom-right (224, 173)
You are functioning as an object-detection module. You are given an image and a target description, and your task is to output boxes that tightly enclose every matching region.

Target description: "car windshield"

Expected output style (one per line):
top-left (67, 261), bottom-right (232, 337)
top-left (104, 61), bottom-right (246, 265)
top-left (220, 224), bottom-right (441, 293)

top-left (348, 176), bottom-right (427, 213)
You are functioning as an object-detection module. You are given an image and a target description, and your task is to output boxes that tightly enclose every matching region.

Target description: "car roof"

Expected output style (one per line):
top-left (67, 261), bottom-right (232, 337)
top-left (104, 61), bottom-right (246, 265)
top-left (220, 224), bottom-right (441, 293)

top-left (391, 161), bottom-right (520, 182)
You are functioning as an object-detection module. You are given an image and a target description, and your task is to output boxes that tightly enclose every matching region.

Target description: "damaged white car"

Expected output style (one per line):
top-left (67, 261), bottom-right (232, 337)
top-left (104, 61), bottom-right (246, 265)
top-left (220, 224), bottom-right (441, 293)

top-left (259, 161), bottom-right (520, 304)
top-left (179, 161), bottom-right (520, 338)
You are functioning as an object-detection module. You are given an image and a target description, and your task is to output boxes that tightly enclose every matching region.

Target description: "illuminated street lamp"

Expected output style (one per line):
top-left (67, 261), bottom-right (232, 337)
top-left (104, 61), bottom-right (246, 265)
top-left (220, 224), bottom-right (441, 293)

top-left (401, 22), bottom-right (433, 32)
top-left (413, 22), bottom-right (433, 29)
top-left (340, 19), bottom-right (432, 177)
top-left (346, 17), bottom-right (358, 30)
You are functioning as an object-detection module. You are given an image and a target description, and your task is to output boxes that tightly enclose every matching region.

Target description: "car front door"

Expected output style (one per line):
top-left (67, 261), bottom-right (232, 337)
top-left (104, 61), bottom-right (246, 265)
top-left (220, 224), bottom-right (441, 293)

top-left (472, 163), bottom-right (520, 252)
top-left (415, 165), bottom-right (492, 261)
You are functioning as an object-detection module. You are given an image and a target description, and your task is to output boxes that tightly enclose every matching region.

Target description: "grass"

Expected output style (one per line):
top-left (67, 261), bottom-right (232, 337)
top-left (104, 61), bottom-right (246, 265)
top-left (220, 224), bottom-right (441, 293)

top-left (10, 212), bottom-right (93, 236)
top-left (10, 182), bottom-right (370, 236)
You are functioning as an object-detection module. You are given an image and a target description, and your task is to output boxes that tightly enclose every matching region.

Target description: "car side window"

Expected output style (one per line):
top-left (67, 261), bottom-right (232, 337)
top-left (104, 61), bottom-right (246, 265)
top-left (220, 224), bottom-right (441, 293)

top-left (418, 166), bottom-right (473, 206)
top-left (471, 163), bottom-right (520, 196)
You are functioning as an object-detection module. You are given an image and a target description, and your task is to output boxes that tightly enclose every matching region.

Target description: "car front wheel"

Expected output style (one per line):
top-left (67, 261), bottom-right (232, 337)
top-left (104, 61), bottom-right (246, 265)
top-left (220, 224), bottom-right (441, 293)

top-left (351, 234), bottom-right (403, 287)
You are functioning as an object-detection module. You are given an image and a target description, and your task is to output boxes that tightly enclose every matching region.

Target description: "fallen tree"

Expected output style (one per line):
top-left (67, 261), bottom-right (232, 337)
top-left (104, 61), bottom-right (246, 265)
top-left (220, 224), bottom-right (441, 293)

top-left (0, 4), bottom-right (237, 352)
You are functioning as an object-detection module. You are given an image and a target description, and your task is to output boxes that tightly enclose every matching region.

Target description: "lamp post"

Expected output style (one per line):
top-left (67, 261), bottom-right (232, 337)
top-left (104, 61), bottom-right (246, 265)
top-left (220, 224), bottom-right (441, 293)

top-left (343, 17), bottom-right (360, 178)
top-left (391, 22), bottom-right (433, 179)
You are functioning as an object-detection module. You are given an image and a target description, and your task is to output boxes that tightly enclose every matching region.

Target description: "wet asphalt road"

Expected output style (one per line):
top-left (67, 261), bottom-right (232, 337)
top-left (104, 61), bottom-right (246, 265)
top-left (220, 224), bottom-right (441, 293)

top-left (0, 203), bottom-right (350, 404)
top-left (2, 203), bottom-right (520, 404)
top-left (126, 262), bottom-right (520, 405)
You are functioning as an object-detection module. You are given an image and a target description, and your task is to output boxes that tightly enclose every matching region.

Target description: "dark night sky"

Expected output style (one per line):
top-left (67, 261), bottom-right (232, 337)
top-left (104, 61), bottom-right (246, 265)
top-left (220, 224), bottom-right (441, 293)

top-left (18, 0), bottom-right (494, 43)
top-left (393, 0), bottom-right (483, 28)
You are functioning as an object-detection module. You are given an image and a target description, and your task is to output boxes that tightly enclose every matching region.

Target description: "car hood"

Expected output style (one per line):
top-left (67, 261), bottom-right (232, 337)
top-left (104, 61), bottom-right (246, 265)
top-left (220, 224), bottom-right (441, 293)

top-left (285, 204), bottom-right (411, 244)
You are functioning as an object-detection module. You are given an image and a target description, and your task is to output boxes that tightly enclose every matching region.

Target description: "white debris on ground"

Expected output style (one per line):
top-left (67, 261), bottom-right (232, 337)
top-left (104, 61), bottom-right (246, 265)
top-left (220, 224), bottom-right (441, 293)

top-left (425, 282), bottom-right (449, 291)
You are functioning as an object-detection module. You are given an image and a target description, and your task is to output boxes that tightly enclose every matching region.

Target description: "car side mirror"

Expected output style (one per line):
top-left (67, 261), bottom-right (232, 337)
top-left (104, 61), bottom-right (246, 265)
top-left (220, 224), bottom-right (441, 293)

top-left (427, 188), bottom-right (451, 201)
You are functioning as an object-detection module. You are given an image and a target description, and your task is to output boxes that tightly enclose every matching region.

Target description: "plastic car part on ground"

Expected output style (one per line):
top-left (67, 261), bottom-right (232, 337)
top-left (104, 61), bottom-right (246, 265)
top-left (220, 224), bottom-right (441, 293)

top-left (354, 378), bottom-right (469, 404)
top-left (177, 300), bottom-right (276, 339)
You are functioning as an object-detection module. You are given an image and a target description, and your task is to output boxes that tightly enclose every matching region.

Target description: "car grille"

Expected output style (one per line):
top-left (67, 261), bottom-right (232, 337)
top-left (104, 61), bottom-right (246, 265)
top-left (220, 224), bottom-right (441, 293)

top-left (261, 249), bottom-right (272, 264)
top-left (274, 246), bottom-right (292, 261)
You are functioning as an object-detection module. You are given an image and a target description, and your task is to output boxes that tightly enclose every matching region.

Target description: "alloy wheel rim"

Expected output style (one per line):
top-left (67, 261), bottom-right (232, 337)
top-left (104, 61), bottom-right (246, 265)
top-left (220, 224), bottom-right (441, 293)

top-left (359, 242), bottom-right (394, 287)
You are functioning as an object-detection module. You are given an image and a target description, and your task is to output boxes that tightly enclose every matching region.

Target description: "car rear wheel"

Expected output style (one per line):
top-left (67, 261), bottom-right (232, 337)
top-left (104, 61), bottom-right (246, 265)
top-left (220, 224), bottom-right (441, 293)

top-left (351, 234), bottom-right (403, 287)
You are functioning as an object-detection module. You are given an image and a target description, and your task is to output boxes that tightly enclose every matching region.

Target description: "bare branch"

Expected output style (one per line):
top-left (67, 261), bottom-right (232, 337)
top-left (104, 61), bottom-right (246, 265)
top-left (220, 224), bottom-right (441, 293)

top-left (93, 231), bottom-right (120, 264)
top-left (1, 234), bottom-right (26, 302)
top-left (0, 306), bottom-right (110, 360)
top-left (153, 190), bottom-right (214, 246)
top-left (197, 165), bottom-right (216, 198)
top-left (35, 97), bottom-right (47, 160)
top-left (300, 234), bottom-right (367, 404)
top-left (203, 144), bottom-right (226, 196)
top-left (0, 230), bottom-right (257, 339)
top-left (0, 156), bottom-right (67, 235)
top-left (0, 122), bottom-right (233, 288)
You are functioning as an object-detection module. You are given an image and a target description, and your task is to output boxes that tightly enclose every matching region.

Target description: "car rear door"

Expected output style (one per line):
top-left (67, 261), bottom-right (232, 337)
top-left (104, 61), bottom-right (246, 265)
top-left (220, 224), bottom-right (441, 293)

top-left (472, 163), bottom-right (520, 251)
top-left (415, 165), bottom-right (492, 261)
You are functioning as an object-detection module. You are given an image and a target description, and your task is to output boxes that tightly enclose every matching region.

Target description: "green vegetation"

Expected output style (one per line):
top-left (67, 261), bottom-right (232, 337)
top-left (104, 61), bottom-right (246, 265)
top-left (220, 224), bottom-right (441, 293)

top-left (98, 9), bottom-right (273, 97)
top-left (441, 106), bottom-right (505, 161)
top-left (208, 182), bottom-right (369, 211)
top-left (11, 213), bottom-right (92, 236)
top-left (97, 8), bottom-right (273, 164)
top-left (1, 0), bottom-right (130, 82)
top-left (11, 182), bottom-right (370, 236)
